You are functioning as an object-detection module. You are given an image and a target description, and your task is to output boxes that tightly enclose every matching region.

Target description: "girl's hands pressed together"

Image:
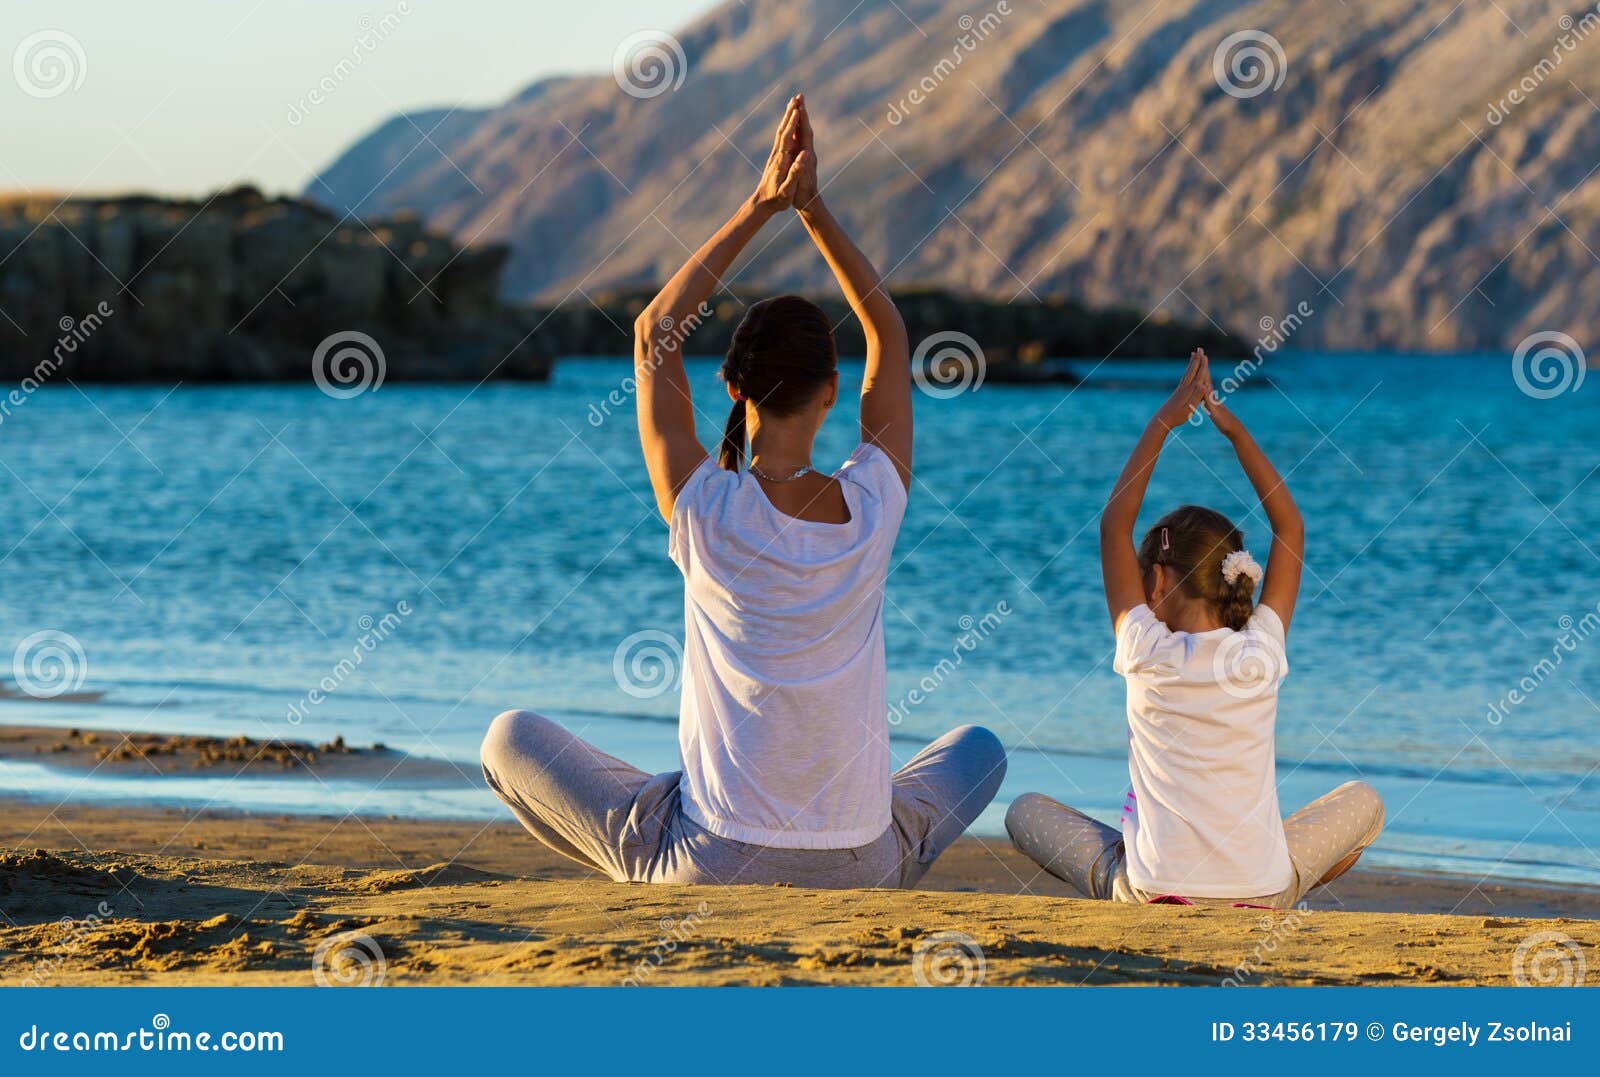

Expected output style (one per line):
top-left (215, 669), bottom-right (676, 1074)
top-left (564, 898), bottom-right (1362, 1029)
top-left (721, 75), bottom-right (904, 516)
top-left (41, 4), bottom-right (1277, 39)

top-left (1154, 348), bottom-right (1212, 431)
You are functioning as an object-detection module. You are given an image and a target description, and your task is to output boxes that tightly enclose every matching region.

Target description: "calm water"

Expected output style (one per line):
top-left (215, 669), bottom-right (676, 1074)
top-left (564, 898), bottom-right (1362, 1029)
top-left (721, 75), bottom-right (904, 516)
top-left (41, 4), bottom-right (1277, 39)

top-left (2, 355), bottom-right (1597, 884)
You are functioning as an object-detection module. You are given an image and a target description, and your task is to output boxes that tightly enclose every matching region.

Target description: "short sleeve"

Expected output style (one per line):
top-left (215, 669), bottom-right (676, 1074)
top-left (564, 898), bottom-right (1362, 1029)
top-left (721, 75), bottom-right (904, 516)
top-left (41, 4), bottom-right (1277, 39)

top-left (836, 443), bottom-right (908, 525)
top-left (667, 456), bottom-right (723, 568)
top-left (1113, 604), bottom-right (1171, 678)
top-left (1246, 603), bottom-right (1287, 647)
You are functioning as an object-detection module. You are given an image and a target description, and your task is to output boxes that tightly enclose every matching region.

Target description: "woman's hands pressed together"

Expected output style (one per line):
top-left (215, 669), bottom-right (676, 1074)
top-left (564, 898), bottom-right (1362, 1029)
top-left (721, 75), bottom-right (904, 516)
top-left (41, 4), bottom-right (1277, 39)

top-left (751, 96), bottom-right (811, 215)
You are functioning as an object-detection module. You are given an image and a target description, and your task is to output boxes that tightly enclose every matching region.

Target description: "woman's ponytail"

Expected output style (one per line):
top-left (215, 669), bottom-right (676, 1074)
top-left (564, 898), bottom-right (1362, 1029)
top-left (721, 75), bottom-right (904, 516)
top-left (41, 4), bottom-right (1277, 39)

top-left (719, 397), bottom-right (747, 472)
top-left (716, 294), bottom-right (837, 473)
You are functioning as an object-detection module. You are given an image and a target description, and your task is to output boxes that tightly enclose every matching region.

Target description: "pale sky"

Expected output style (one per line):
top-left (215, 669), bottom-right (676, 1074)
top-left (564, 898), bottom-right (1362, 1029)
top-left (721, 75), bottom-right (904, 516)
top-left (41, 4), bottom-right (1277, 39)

top-left (1, 0), bottom-right (711, 198)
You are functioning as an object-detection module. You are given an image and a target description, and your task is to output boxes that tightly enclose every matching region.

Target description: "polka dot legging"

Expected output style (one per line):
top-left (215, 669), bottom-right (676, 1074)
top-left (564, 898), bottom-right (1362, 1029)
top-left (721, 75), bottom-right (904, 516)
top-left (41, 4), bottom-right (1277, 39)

top-left (1005, 780), bottom-right (1385, 909)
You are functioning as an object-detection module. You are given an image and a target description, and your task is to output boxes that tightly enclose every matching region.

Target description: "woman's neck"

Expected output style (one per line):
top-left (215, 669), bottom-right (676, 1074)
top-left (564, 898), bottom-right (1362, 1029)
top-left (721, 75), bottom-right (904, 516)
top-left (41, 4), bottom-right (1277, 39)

top-left (747, 426), bottom-right (814, 473)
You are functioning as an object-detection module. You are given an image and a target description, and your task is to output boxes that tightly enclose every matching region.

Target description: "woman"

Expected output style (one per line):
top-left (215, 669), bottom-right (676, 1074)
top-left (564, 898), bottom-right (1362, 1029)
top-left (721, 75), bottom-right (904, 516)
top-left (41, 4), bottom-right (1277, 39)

top-left (481, 95), bottom-right (1006, 888)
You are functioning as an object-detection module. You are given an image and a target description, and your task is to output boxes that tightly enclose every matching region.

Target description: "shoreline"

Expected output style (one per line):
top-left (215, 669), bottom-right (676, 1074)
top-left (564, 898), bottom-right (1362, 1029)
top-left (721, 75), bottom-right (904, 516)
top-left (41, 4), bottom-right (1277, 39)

top-left (3, 798), bottom-right (1598, 985)
top-left (5, 797), bottom-right (1598, 919)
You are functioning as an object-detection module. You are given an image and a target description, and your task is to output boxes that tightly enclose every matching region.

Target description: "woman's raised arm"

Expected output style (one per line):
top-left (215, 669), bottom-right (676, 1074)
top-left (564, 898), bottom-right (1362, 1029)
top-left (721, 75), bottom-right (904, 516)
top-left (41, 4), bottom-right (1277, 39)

top-left (634, 97), bottom-right (808, 519)
top-left (791, 98), bottom-right (912, 490)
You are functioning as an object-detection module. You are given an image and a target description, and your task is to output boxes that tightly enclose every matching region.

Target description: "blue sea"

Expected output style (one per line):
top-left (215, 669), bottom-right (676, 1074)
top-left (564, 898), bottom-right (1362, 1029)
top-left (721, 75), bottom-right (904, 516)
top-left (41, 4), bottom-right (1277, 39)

top-left (1, 354), bottom-right (1597, 886)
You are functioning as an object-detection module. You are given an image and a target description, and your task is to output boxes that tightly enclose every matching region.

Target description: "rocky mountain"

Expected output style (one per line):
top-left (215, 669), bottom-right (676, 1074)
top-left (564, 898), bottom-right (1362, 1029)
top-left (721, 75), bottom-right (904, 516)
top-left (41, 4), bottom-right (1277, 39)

top-left (0, 187), bottom-right (551, 382)
top-left (307, 0), bottom-right (1600, 354)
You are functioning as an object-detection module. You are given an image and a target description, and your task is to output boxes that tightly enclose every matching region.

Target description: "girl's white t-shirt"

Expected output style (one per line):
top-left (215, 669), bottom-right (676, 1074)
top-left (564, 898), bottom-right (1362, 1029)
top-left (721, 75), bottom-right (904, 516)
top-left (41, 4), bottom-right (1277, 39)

top-left (1113, 603), bottom-right (1295, 897)
top-left (667, 444), bottom-right (906, 849)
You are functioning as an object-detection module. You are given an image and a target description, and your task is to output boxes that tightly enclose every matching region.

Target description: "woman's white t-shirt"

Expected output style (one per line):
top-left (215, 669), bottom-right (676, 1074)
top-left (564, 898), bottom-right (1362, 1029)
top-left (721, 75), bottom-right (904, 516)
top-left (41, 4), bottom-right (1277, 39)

top-left (667, 444), bottom-right (907, 849)
top-left (1113, 603), bottom-right (1295, 897)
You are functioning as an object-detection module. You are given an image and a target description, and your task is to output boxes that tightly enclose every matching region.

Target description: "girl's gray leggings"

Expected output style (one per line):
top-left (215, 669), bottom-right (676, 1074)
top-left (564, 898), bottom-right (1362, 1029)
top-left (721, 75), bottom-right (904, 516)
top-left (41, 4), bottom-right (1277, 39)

top-left (1005, 780), bottom-right (1385, 909)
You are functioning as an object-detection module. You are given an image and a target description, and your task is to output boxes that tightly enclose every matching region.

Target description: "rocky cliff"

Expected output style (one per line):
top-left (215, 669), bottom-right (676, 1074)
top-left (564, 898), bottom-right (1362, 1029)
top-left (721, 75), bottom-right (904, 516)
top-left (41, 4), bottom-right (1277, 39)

top-left (537, 287), bottom-right (1243, 381)
top-left (0, 187), bottom-right (551, 382)
top-left (307, 0), bottom-right (1600, 353)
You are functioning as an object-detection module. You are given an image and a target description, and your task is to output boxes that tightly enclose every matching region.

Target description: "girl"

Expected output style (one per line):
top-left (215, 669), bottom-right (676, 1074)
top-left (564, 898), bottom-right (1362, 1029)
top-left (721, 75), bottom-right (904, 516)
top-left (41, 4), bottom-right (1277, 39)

top-left (481, 95), bottom-right (1005, 888)
top-left (1007, 350), bottom-right (1382, 907)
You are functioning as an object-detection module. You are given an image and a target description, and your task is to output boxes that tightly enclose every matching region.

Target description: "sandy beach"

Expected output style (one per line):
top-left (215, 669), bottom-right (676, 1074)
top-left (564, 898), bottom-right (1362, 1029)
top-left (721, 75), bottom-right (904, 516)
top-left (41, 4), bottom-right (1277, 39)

top-left (4, 791), bottom-right (1597, 987)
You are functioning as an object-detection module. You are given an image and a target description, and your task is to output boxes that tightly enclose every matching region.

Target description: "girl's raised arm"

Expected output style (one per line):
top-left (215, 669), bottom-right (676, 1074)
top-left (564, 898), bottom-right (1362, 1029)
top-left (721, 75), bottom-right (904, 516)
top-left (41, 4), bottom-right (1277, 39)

top-left (791, 98), bottom-right (912, 490)
top-left (1099, 349), bottom-right (1212, 630)
top-left (634, 97), bottom-right (808, 520)
top-left (1202, 388), bottom-right (1305, 630)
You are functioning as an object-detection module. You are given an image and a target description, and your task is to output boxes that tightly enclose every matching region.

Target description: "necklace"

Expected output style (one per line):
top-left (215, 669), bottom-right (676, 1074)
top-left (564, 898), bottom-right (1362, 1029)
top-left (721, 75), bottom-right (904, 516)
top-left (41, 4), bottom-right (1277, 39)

top-left (749, 461), bottom-right (815, 483)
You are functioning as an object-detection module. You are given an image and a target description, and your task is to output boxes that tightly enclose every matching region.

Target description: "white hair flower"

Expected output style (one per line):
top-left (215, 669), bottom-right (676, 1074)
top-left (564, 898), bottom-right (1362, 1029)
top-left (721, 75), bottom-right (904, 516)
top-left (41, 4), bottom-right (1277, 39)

top-left (1221, 549), bottom-right (1263, 587)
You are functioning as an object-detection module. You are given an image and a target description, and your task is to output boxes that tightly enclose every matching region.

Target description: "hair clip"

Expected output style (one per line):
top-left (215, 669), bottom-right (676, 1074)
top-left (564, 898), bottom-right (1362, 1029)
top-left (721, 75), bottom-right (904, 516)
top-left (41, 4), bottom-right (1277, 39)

top-left (1160, 526), bottom-right (1170, 552)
